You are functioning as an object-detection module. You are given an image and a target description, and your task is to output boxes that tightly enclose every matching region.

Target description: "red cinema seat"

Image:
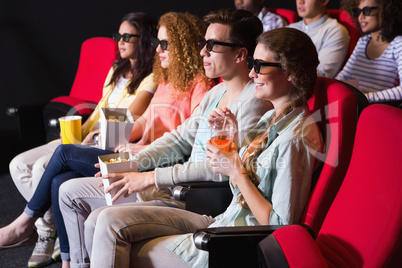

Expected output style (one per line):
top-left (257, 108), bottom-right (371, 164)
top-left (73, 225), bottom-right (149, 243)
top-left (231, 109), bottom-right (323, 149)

top-left (6, 37), bottom-right (117, 147)
top-left (267, 8), bottom-right (299, 24)
top-left (258, 104), bottom-right (402, 268)
top-left (43, 37), bottom-right (117, 141)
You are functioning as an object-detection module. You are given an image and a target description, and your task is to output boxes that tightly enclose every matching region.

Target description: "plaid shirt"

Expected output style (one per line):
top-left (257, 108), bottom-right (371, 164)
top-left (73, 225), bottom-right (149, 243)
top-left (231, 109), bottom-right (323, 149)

top-left (258, 7), bottom-right (287, 32)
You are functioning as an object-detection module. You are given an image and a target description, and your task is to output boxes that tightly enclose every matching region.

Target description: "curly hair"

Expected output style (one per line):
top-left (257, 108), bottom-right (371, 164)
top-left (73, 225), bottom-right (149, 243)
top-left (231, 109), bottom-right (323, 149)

top-left (203, 8), bottom-right (263, 57)
top-left (152, 12), bottom-right (213, 93)
top-left (240, 28), bottom-right (319, 209)
top-left (108, 12), bottom-right (157, 94)
top-left (341, 0), bottom-right (402, 42)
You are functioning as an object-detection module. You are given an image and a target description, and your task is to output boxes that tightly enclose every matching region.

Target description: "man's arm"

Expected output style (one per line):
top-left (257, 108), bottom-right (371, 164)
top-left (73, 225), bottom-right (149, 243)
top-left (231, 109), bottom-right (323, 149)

top-left (317, 22), bottom-right (350, 78)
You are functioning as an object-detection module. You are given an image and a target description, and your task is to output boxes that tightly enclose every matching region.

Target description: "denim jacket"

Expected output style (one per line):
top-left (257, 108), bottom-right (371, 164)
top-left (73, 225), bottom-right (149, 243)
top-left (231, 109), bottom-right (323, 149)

top-left (167, 105), bottom-right (324, 267)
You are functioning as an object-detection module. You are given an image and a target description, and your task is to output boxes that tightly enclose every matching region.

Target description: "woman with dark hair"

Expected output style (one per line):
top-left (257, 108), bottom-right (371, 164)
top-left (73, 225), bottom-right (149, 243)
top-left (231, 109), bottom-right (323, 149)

top-left (108, 12), bottom-right (156, 95)
top-left (81, 12), bottom-right (158, 142)
top-left (0, 11), bottom-right (214, 268)
top-left (83, 27), bottom-right (323, 268)
top-left (336, 0), bottom-right (402, 103)
top-left (3, 12), bottom-right (158, 268)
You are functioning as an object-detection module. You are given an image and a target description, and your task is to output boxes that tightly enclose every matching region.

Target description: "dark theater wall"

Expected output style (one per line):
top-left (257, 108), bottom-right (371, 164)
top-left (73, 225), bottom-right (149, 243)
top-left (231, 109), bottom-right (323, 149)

top-left (0, 0), bottom-right (340, 172)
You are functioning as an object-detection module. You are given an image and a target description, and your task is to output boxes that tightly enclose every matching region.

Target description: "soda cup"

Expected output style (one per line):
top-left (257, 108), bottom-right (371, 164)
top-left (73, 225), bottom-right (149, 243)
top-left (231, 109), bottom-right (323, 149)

top-left (59, 115), bottom-right (82, 144)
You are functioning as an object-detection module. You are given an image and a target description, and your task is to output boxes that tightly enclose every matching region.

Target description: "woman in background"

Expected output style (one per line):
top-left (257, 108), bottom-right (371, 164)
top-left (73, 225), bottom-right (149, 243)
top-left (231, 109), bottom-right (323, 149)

top-left (336, 0), bottom-right (402, 103)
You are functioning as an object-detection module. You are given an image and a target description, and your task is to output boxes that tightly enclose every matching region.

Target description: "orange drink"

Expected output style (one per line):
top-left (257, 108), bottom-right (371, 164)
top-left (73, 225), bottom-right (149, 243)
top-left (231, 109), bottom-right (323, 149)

top-left (210, 134), bottom-right (233, 152)
top-left (208, 113), bottom-right (237, 181)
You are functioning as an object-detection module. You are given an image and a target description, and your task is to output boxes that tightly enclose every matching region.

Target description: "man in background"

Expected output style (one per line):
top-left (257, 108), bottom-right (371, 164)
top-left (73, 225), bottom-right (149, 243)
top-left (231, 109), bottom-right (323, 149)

top-left (288, 0), bottom-right (350, 78)
top-left (235, 0), bottom-right (287, 31)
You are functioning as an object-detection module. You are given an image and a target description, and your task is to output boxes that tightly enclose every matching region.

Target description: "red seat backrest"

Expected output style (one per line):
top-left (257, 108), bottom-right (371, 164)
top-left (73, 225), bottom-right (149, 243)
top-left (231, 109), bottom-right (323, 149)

top-left (68, 37), bottom-right (117, 103)
top-left (327, 9), bottom-right (361, 57)
top-left (316, 104), bottom-right (402, 267)
top-left (267, 8), bottom-right (299, 24)
top-left (302, 77), bottom-right (366, 236)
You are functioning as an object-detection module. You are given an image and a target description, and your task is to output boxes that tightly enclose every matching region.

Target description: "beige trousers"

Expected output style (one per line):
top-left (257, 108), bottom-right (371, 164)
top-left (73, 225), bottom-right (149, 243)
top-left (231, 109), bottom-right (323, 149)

top-left (9, 141), bottom-right (61, 233)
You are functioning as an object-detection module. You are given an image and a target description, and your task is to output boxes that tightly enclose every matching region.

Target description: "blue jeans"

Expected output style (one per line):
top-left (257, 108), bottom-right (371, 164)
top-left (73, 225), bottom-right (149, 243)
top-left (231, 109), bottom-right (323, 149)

top-left (24, 144), bottom-right (113, 261)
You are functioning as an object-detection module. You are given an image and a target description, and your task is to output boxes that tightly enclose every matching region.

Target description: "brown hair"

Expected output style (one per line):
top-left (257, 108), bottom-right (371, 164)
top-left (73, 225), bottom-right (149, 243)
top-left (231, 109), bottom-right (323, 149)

top-left (152, 12), bottom-right (213, 93)
top-left (203, 8), bottom-right (263, 57)
top-left (240, 28), bottom-right (319, 208)
top-left (108, 12), bottom-right (157, 94)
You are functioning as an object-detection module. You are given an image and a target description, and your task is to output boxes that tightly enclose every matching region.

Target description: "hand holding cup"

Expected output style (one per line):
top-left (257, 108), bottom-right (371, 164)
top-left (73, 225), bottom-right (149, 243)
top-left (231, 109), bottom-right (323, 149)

top-left (208, 108), bottom-right (237, 152)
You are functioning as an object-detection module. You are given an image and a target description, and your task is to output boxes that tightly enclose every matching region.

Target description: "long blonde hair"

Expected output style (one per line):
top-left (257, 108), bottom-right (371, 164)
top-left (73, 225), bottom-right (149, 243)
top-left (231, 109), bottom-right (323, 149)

top-left (239, 28), bottom-right (319, 208)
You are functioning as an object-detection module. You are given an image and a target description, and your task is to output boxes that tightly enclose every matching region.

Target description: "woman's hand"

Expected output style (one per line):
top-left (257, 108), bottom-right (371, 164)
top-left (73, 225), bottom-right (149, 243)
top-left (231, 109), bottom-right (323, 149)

top-left (100, 171), bottom-right (155, 202)
top-left (208, 107), bottom-right (239, 146)
top-left (81, 129), bottom-right (100, 145)
top-left (114, 143), bottom-right (147, 154)
top-left (207, 107), bottom-right (238, 129)
top-left (205, 141), bottom-right (245, 181)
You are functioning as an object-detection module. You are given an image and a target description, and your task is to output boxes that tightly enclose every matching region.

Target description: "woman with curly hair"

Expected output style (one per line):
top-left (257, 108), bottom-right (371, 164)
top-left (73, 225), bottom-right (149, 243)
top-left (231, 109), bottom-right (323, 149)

top-left (118, 12), bottom-right (215, 152)
top-left (0, 12), bottom-right (213, 268)
top-left (336, 0), bottom-right (402, 103)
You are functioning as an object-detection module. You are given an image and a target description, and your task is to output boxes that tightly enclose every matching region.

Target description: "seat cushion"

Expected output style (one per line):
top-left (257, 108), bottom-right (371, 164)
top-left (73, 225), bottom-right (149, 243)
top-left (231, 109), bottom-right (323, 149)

top-left (269, 225), bottom-right (328, 268)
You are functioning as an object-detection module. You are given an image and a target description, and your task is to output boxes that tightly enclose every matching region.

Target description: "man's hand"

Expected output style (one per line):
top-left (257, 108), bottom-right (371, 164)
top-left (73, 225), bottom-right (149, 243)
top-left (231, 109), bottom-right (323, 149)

top-left (101, 171), bottom-right (155, 202)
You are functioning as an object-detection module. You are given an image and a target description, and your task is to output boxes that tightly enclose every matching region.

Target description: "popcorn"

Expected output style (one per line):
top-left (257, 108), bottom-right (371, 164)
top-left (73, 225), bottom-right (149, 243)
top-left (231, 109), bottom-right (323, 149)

top-left (100, 108), bottom-right (134, 151)
top-left (105, 118), bottom-right (129, 122)
top-left (98, 152), bottom-right (138, 206)
top-left (104, 157), bottom-right (128, 164)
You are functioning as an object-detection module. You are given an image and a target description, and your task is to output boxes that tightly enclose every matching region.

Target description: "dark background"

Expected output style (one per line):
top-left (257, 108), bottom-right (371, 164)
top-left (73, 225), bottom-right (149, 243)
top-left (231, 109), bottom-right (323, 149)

top-left (0, 0), bottom-right (340, 173)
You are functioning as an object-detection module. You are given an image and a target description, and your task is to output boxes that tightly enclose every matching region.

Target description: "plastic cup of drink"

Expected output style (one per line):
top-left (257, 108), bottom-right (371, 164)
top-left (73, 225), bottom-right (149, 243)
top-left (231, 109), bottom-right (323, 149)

top-left (209, 116), bottom-right (237, 181)
top-left (59, 115), bottom-right (82, 144)
top-left (209, 115), bottom-right (236, 151)
top-left (210, 132), bottom-right (234, 152)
